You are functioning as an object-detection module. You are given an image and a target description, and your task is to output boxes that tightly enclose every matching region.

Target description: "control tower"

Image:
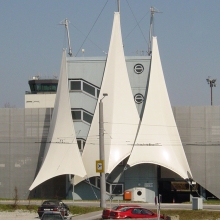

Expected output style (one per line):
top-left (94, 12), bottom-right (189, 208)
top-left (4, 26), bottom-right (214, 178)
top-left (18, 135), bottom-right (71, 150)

top-left (25, 76), bottom-right (58, 108)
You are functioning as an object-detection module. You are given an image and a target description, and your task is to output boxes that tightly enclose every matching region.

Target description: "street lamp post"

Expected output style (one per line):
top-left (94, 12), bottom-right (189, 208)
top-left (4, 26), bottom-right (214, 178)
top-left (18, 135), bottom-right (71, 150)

top-left (206, 77), bottom-right (217, 106)
top-left (99, 93), bottom-right (108, 208)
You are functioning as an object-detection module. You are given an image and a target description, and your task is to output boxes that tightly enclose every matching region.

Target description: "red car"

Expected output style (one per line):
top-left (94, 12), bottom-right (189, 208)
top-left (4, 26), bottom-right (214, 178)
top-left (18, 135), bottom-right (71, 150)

top-left (109, 207), bottom-right (164, 219)
top-left (102, 204), bottom-right (140, 219)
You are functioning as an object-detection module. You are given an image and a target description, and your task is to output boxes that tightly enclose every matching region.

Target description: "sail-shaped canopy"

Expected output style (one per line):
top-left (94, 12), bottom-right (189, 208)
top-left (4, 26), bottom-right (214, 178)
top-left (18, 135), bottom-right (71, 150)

top-left (29, 50), bottom-right (86, 191)
top-left (127, 37), bottom-right (192, 180)
top-left (74, 12), bottom-right (140, 185)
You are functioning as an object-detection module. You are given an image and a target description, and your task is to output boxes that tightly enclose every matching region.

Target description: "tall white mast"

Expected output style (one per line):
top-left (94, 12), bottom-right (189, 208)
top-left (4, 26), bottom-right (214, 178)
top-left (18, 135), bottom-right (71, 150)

top-left (147, 7), bottom-right (160, 55)
top-left (60, 18), bottom-right (73, 57)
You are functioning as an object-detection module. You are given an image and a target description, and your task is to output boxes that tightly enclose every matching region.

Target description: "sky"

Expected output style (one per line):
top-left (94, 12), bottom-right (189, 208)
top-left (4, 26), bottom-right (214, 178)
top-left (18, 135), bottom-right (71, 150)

top-left (0, 0), bottom-right (220, 108)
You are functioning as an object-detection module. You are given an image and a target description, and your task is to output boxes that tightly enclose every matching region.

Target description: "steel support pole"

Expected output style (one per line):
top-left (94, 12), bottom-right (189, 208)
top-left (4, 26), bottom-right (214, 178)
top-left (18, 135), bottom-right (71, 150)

top-left (99, 99), bottom-right (106, 208)
top-left (210, 84), bottom-right (213, 106)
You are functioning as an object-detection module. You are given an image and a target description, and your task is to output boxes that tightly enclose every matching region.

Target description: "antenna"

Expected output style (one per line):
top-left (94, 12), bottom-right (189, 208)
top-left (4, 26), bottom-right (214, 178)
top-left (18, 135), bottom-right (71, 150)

top-left (60, 18), bottom-right (73, 57)
top-left (147, 6), bottom-right (161, 55)
top-left (117, 0), bottom-right (120, 13)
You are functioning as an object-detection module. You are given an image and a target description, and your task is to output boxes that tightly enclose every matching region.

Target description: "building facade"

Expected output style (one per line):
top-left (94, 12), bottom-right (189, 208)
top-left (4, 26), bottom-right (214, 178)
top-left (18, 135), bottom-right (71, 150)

top-left (0, 106), bottom-right (220, 201)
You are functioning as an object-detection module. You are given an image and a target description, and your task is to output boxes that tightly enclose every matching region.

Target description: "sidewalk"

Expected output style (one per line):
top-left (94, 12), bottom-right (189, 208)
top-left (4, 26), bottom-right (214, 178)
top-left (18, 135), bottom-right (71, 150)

top-left (70, 210), bottom-right (102, 220)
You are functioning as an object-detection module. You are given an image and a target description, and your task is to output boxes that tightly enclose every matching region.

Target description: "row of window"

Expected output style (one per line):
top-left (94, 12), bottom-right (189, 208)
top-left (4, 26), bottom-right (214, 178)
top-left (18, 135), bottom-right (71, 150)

top-left (30, 83), bottom-right (58, 92)
top-left (70, 80), bottom-right (100, 98)
top-left (69, 64), bottom-right (144, 95)
top-left (72, 98), bottom-right (144, 128)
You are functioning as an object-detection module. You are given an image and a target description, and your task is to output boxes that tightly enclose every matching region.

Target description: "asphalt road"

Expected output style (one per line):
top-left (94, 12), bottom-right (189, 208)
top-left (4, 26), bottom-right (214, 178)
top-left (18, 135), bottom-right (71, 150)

top-left (1, 200), bottom-right (220, 210)
top-left (62, 200), bottom-right (220, 211)
top-left (0, 200), bottom-right (220, 220)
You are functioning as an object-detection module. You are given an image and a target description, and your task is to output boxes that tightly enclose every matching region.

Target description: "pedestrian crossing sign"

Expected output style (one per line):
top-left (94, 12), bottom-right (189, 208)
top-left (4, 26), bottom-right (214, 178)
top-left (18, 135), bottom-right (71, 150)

top-left (96, 160), bottom-right (104, 173)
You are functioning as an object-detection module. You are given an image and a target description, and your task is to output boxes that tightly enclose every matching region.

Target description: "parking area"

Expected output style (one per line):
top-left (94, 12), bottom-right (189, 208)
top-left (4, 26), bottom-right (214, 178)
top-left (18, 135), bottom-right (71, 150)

top-left (0, 211), bottom-right (37, 220)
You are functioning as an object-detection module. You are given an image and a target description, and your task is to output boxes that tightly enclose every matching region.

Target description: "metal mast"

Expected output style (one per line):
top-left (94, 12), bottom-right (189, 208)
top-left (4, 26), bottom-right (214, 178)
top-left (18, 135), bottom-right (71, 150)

top-left (206, 76), bottom-right (217, 105)
top-left (60, 18), bottom-right (73, 57)
top-left (99, 93), bottom-right (108, 208)
top-left (147, 7), bottom-right (160, 55)
top-left (117, 0), bottom-right (120, 13)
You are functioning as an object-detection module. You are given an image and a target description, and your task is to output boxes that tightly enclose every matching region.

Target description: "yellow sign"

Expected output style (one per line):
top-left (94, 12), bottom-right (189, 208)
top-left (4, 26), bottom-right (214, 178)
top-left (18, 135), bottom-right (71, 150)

top-left (96, 160), bottom-right (104, 173)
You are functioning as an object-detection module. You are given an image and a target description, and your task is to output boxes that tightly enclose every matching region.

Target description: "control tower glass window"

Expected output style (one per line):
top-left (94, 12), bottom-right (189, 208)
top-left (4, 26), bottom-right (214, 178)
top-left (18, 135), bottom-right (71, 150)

top-left (83, 111), bottom-right (93, 124)
top-left (70, 79), bottom-right (100, 98)
top-left (71, 110), bottom-right (81, 120)
top-left (83, 82), bottom-right (95, 96)
top-left (71, 81), bottom-right (81, 90)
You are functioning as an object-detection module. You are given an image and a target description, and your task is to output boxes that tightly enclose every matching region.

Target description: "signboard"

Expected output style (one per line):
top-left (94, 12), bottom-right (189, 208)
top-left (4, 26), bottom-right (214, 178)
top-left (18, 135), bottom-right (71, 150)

top-left (96, 160), bottom-right (104, 173)
top-left (144, 182), bottom-right (153, 188)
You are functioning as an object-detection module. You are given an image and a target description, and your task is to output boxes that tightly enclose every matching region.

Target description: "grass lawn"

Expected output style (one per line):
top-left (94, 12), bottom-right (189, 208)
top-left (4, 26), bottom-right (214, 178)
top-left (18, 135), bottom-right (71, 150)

top-left (154, 209), bottom-right (220, 220)
top-left (0, 204), bottom-right (102, 214)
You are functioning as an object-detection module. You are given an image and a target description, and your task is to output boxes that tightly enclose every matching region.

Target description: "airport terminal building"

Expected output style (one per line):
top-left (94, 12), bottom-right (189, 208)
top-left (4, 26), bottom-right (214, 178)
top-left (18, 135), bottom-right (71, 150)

top-left (0, 10), bottom-right (220, 203)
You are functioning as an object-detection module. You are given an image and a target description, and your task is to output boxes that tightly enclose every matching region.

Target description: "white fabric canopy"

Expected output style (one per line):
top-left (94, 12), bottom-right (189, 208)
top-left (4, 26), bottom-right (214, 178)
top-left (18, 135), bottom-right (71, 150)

top-left (74, 12), bottom-right (140, 185)
top-left (127, 37), bottom-right (192, 180)
top-left (29, 50), bottom-right (87, 191)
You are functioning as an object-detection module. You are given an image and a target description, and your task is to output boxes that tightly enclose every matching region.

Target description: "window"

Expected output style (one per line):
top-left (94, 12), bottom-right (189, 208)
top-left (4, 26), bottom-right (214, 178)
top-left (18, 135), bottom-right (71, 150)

top-left (132, 208), bottom-right (142, 214)
top-left (134, 64), bottom-right (144, 74)
top-left (111, 184), bottom-right (123, 195)
top-left (70, 81), bottom-right (81, 90)
top-left (97, 89), bottom-right (100, 98)
top-left (106, 182), bottom-right (111, 193)
top-left (72, 110), bottom-right (81, 120)
top-left (83, 82), bottom-right (95, 96)
top-left (77, 138), bottom-right (86, 152)
top-left (89, 177), bottom-right (96, 186)
top-left (87, 177), bottom-right (124, 195)
top-left (69, 79), bottom-right (100, 98)
top-left (134, 93), bottom-right (144, 104)
top-left (83, 111), bottom-right (93, 124)
top-left (71, 109), bottom-right (93, 124)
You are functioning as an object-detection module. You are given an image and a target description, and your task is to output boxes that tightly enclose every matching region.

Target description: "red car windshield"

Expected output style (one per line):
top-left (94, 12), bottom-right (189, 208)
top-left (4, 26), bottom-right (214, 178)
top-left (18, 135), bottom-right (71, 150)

top-left (112, 206), bottom-right (120, 210)
top-left (118, 207), bottom-right (131, 212)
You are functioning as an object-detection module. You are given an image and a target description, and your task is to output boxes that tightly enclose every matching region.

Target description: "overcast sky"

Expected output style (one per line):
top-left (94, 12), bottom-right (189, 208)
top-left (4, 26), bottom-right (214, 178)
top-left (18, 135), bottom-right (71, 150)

top-left (0, 0), bottom-right (219, 108)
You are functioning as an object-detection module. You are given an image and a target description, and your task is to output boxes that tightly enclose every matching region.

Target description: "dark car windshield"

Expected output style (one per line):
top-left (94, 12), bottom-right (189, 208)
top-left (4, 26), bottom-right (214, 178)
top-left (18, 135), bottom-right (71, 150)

top-left (42, 201), bottom-right (59, 206)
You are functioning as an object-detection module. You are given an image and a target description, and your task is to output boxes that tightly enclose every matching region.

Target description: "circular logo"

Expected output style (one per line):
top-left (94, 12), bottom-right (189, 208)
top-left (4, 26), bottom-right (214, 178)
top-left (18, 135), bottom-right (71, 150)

top-left (134, 93), bottom-right (144, 104)
top-left (134, 64), bottom-right (144, 74)
top-left (137, 191), bottom-right (142, 196)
